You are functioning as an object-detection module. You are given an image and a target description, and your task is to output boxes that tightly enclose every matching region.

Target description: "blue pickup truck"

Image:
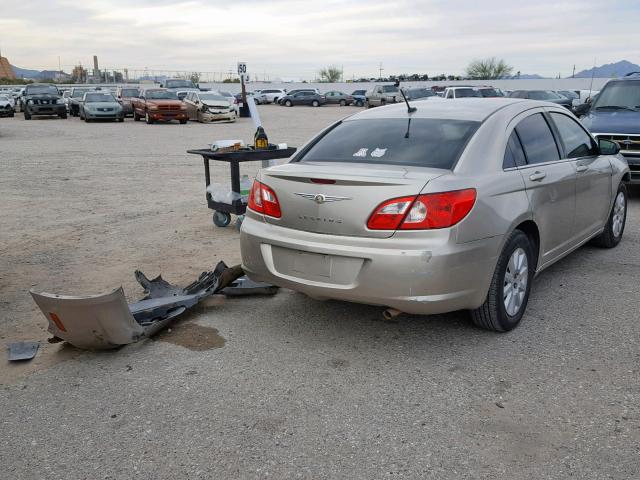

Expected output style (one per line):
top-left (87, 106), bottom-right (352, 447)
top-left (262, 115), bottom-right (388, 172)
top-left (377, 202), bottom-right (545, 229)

top-left (581, 72), bottom-right (640, 183)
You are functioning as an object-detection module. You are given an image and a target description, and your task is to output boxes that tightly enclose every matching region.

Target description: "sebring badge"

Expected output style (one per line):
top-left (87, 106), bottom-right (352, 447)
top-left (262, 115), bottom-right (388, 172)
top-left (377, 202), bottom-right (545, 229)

top-left (294, 193), bottom-right (351, 204)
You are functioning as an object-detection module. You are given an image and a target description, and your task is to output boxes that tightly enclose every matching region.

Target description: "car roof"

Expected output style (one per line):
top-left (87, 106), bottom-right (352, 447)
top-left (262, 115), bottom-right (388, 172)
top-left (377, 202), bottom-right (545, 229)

top-left (349, 98), bottom-right (537, 122)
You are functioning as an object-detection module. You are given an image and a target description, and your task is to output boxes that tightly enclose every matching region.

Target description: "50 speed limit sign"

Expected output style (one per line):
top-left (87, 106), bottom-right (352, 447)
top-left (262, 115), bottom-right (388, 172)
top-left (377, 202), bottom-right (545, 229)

top-left (237, 62), bottom-right (247, 80)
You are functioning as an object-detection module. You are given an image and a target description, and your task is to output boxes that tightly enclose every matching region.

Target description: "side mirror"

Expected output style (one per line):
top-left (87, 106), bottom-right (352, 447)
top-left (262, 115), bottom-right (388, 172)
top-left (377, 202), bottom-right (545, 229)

top-left (599, 139), bottom-right (620, 155)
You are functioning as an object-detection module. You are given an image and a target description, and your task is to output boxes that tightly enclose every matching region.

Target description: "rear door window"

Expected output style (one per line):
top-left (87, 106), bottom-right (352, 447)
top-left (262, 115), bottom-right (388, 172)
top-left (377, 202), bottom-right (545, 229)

top-left (549, 113), bottom-right (597, 158)
top-left (297, 118), bottom-right (480, 169)
top-left (503, 130), bottom-right (527, 169)
top-left (514, 113), bottom-right (561, 165)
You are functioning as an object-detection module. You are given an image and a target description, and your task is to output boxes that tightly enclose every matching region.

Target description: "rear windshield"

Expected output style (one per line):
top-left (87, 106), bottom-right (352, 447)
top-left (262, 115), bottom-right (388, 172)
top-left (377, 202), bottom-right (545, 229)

top-left (456, 88), bottom-right (481, 98)
top-left (297, 118), bottom-right (480, 169)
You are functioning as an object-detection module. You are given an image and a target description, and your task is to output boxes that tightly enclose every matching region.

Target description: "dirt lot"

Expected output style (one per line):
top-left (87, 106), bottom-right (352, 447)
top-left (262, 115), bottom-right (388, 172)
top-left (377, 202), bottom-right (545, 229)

top-left (1, 106), bottom-right (639, 479)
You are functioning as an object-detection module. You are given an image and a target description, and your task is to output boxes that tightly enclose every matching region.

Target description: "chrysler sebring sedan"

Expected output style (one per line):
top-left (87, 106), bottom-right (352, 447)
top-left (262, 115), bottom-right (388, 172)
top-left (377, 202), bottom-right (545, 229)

top-left (240, 99), bottom-right (629, 331)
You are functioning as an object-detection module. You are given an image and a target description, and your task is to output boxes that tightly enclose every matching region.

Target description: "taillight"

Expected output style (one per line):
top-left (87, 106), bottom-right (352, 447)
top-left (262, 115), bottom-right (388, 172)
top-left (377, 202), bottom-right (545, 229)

top-left (247, 180), bottom-right (282, 218)
top-left (367, 189), bottom-right (476, 230)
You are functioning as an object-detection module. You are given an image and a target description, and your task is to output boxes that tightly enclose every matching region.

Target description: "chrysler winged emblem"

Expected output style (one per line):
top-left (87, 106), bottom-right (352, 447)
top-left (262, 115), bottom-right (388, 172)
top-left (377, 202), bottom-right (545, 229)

top-left (294, 193), bottom-right (351, 204)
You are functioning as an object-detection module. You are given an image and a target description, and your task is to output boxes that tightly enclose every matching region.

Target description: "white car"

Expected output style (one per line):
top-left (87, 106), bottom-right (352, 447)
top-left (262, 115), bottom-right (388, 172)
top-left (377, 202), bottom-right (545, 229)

top-left (443, 87), bottom-right (482, 99)
top-left (217, 90), bottom-right (240, 115)
top-left (258, 89), bottom-right (287, 104)
top-left (0, 94), bottom-right (15, 117)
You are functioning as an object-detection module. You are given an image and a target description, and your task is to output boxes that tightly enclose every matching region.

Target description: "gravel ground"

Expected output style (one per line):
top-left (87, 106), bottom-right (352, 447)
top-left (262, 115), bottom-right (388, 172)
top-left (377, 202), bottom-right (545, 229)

top-left (1, 106), bottom-right (639, 479)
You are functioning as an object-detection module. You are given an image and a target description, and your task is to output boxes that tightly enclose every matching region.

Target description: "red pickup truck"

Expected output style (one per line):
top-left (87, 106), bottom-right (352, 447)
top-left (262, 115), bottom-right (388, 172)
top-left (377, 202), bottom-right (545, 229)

top-left (132, 88), bottom-right (188, 124)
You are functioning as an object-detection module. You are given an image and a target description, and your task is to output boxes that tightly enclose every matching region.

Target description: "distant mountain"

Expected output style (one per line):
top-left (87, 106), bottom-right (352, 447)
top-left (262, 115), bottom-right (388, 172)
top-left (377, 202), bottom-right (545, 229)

top-left (514, 73), bottom-right (545, 79)
top-left (573, 60), bottom-right (640, 79)
top-left (11, 65), bottom-right (43, 79)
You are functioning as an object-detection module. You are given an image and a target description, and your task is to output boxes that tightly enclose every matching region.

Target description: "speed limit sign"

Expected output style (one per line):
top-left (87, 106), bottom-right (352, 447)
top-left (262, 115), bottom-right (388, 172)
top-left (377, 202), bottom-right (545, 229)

top-left (237, 62), bottom-right (247, 78)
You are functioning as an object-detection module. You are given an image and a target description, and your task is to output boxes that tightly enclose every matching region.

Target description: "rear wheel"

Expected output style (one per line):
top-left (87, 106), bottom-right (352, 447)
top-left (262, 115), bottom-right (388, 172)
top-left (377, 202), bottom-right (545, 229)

top-left (339, 99), bottom-right (347, 106)
top-left (285, 100), bottom-right (292, 107)
top-left (312, 100), bottom-right (319, 107)
top-left (592, 183), bottom-right (627, 248)
top-left (145, 112), bottom-right (154, 124)
top-left (24, 110), bottom-right (31, 120)
top-left (470, 230), bottom-right (534, 332)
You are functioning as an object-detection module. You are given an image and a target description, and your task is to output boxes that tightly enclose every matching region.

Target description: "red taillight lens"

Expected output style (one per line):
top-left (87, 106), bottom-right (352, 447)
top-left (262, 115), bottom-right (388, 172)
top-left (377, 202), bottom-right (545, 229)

top-left (366, 196), bottom-right (415, 230)
top-left (367, 189), bottom-right (476, 230)
top-left (247, 180), bottom-right (282, 218)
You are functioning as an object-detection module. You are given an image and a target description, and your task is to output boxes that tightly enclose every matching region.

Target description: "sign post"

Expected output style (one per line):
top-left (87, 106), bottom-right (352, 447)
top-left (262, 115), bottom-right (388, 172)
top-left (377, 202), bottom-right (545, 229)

top-left (237, 62), bottom-right (250, 118)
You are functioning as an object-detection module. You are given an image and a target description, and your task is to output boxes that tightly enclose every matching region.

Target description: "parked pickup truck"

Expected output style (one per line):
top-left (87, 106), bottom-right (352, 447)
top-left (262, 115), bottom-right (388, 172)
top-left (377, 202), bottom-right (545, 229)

top-left (365, 84), bottom-right (402, 108)
top-left (581, 72), bottom-right (640, 183)
top-left (131, 89), bottom-right (188, 124)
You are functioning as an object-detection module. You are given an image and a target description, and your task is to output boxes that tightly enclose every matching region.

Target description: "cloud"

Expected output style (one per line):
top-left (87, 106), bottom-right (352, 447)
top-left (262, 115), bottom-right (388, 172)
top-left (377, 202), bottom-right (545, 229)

top-left (1, 0), bottom-right (638, 78)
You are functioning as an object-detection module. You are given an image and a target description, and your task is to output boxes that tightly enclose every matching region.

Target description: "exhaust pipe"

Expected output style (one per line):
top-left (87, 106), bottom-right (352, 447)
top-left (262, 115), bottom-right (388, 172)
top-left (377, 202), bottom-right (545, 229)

top-left (382, 308), bottom-right (402, 321)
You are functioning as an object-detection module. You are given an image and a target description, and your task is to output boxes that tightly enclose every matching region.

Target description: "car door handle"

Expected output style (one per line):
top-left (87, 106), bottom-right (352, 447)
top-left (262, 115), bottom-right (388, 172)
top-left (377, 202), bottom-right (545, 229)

top-left (529, 171), bottom-right (547, 182)
top-left (576, 165), bottom-right (588, 173)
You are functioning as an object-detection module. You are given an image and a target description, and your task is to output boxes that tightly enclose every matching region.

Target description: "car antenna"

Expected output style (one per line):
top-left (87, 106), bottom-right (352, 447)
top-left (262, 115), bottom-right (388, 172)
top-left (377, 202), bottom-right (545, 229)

top-left (395, 79), bottom-right (416, 114)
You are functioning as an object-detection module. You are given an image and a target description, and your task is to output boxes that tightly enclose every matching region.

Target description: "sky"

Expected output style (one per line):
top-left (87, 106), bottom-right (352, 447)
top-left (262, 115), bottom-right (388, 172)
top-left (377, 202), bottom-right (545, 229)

top-left (1, 0), bottom-right (639, 80)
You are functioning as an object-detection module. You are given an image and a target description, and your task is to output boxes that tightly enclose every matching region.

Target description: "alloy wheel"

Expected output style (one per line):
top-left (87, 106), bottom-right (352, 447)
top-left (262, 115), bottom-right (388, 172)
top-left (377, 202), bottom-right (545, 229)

top-left (612, 191), bottom-right (626, 238)
top-left (503, 247), bottom-right (528, 316)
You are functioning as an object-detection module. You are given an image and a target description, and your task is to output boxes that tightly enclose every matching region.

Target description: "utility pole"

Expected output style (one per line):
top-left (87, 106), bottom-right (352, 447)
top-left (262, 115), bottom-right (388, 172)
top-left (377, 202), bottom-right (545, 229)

top-left (572, 64), bottom-right (575, 78)
top-left (378, 62), bottom-right (384, 80)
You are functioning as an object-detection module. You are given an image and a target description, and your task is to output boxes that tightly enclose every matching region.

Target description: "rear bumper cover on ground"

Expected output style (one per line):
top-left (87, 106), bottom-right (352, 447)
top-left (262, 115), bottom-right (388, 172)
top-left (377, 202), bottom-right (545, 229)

top-left (240, 216), bottom-right (501, 315)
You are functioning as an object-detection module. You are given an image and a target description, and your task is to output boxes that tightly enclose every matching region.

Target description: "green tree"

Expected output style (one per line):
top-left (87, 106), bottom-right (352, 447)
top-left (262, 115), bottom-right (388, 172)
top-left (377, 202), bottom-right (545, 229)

top-left (318, 65), bottom-right (342, 83)
top-left (465, 57), bottom-right (513, 80)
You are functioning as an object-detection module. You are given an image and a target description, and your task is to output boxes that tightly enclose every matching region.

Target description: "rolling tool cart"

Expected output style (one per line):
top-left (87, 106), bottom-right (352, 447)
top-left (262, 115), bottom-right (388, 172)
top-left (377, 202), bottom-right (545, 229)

top-left (187, 147), bottom-right (297, 229)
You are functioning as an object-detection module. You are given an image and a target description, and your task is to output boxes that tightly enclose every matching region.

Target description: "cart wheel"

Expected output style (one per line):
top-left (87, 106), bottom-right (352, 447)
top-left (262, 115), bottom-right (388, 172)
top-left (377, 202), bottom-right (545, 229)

top-left (235, 215), bottom-right (244, 231)
top-left (213, 211), bottom-right (232, 227)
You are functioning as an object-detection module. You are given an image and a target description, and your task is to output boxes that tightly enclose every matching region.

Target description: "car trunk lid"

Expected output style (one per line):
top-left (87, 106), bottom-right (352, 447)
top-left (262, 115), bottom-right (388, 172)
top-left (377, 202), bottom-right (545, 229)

top-left (260, 162), bottom-right (445, 238)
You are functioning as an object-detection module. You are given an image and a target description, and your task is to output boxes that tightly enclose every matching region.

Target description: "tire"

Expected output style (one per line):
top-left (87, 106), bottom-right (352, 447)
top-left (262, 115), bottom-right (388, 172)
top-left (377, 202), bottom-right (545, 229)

top-left (339, 99), bottom-right (347, 106)
top-left (84, 116), bottom-right (91, 123)
top-left (470, 230), bottom-right (534, 332)
top-left (356, 100), bottom-right (364, 107)
top-left (179, 119), bottom-right (187, 124)
top-left (24, 110), bottom-right (31, 120)
top-left (311, 100), bottom-right (319, 107)
top-left (59, 113), bottom-right (67, 119)
top-left (235, 216), bottom-right (244, 231)
top-left (212, 211), bottom-right (231, 227)
top-left (9, 112), bottom-right (14, 117)
top-left (145, 112), bottom-right (154, 124)
top-left (366, 101), bottom-right (373, 109)
top-left (117, 117), bottom-right (124, 122)
top-left (133, 110), bottom-right (141, 121)
top-left (592, 183), bottom-right (627, 248)
top-left (285, 100), bottom-right (292, 107)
